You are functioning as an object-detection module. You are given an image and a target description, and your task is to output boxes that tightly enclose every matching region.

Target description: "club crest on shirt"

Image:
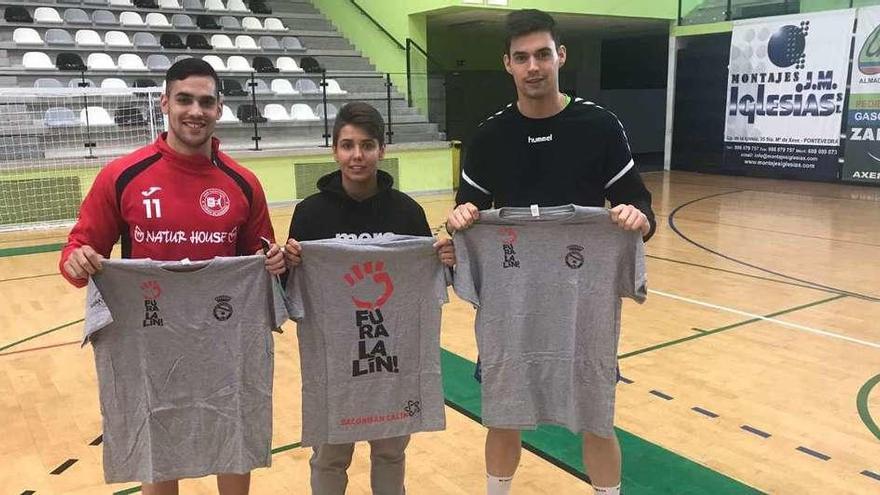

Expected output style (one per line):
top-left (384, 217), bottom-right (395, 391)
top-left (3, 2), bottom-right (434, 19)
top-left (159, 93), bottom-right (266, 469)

top-left (565, 245), bottom-right (585, 269)
top-left (213, 295), bottom-right (234, 321)
top-left (199, 188), bottom-right (230, 217)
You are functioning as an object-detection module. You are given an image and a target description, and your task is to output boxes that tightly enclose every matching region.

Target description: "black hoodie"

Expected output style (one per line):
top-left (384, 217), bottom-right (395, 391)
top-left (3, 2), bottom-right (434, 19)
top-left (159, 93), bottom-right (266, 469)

top-left (288, 170), bottom-right (431, 242)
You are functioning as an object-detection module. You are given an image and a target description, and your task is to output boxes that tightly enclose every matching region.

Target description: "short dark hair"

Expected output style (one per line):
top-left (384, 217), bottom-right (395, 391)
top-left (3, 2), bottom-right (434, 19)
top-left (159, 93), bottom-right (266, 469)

top-left (504, 9), bottom-right (561, 55)
top-left (165, 58), bottom-right (220, 97)
top-left (332, 102), bottom-right (385, 147)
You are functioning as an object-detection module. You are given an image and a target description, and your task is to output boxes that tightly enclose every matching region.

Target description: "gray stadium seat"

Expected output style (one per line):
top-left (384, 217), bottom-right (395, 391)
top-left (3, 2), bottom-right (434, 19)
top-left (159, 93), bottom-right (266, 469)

top-left (248, 78), bottom-right (272, 95)
top-left (146, 54), bottom-right (172, 71)
top-left (219, 16), bottom-right (240, 30)
top-left (92, 10), bottom-right (117, 25)
top-left (258, 36), bottom-right (280, 51)
top-left (316, 102), bottom-right (338, 119)
top-left (34, 78), bottom-right (63, 88)
top-left (44, 107), bottom-right (80, 127)
top-left (294, 78), bottom-right (319, 94)
top-left (282, 36), bottom-right (303, 51)
top-left (133, 32), bottom-right (160, 49)
top-left (45, 29), bottom-right (75, 46)
top-left (63, 9), bottom-right (92, 25)
top-left (171, 14), bottom-right (196, 29)
top-left (183, 0), bottom-right (205, 10)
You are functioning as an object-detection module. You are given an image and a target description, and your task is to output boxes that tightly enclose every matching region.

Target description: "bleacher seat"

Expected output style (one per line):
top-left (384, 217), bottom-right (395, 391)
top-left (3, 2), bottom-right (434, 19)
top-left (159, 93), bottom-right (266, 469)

top-left (119, 11), bottom-right (145, 26)
top-left (226, 0), bottom-right (249, 13)
top-left (241, 17), bottom-right (263, 31)
top-left (219, 104), bottom-right (238, 122)
top-left (205, 0), bottom-right (227, 11)
top-left (220, 79), bottom-right (247, 96)
top-left (134, 0), bottom-right (159, 8)
top-left (5, 6), bottom-right (34, 23)
top-left (248, 0), bottom-right (271, 15)
top-left (101, 77), bottom-right (128, 88)
top-left (34, 78), bottom-right (63, 88)
top-left (235, 35), bottom-right (259, 50)
top-left (325, 79), bottom-right (347, 95)
top-left (158, 0), bottom-right (183, 9)
top-left (114, 107), bottom-right (146, 125)
top-left (92, 10), bottom-right (117, 25)
top-left (105, 31), bottom-right (133, 47)
top-left (294, 78), bottom-right (319, 93)
top-left (109, 0), bottom-right (134, 6)
top-left (160, 34), bottom-right (185, 49)
top-left (300, 56), bottom-right (323, 73)
top-left (210, 34), bottom-right (234, 50)
top-left (282, 36), bottom-right (303, 51)
top-left (253, 56), bottom-right (278, 73)
top-left (146, 54), bottom-right (172, 71)
top-left (186, 34), bottom-right (212, 50)
top-left (264, 18), bottom-right (287, 31)
top-left (34, 8), bottom-right (64, 24)
top-left (270, 78), bottom-right (298, 95)
top-left (171, 14), bottom-right (196, 29)
top-left (119, 53), bottom-right (148, 70)
top-left (220, 16), bottom-right (241, 30)
top-left (248, 78), bottom-right (272, 94)
top-left (69, 77), bottom-right (95, 87)
top-left (44, 107), bottom-right (80, 127)
top-left (146, 13), bottom-right (171, 27)
top-left (258, 36), bottom-right (280, 51)
top-left (183, 0), bottom-right (205, 11)
top-left (276, 56), bottom-right (303, 73)
top-left (133, 78), bottom-right (158, 87)
top-left (13, 28), bottom-right (44, 46)
top-left (87, 53), bottom-right (118, 70)
top-left (76, 30), bottom-right (104, 47)
top-left (174, 54), bottom-right (192, 63)
top-left (226, 55), bottom-right (253, 72)
top-left (316, 102), bottom-right (338, 119)
top-left (80, 106), bottom-right (115, 126)
top-left (64, 9), bottom-right (91, 25)
top-left (203, 55), bottom-right (226, 71)
top-left (57, 52), bottom-right (87, 70)
top-left (18, 52), bottom-right (50, 71)
top-left (263, 104), bottom-right (290, 121)
top-left (237, 104), bottom-right (266, 123)
top-left (46, 29), bottom-right (75, 46)
top-left (133, 32), bottom-right (160, 48)
top-left (290, 103), bottom-right (319, 121)
top-left (197, 15), bottom-right (220, 30)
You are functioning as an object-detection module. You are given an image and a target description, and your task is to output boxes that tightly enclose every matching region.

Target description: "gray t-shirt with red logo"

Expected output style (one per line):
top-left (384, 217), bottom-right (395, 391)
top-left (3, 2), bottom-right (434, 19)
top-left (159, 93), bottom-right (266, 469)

top-left (452, 205), bottom-right (646, 437)
top-left (285, 235), bottom-right (448, 446)
top-left (84, 256), bottom-right (288, 483)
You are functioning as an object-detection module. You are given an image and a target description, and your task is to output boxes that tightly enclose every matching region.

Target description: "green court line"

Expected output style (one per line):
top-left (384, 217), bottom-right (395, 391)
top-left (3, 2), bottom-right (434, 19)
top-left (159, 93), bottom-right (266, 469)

top-left (857, 374), bottom-right (880, 442)
top-left (440, 350), bottom-right (763, 494)
top-left (619, 294), bottom-right (847, 360)
top-left (111, 442), bottom-right (303, 495)
top-left (0, 319), bottom-right (83, 353)
top-left (0, 243), bottom-right (65, 258)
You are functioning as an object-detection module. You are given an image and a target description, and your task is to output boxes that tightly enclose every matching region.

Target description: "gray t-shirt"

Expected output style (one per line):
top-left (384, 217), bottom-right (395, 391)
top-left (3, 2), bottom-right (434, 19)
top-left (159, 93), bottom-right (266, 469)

top-left (285, 235), bottom-right (448, 446)
top-left (453, 205), bottom-right (646, 437)
top-left (84, 256), bottom-right (289, 483)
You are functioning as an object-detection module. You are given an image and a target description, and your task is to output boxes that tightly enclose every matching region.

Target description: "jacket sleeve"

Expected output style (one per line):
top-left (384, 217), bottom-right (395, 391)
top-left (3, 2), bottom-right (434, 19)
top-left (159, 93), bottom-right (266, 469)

top-left (455, 131), bottom-right (494, 209)
top-left (602, 112), bottom-right (657, 241)
top-left (58, 167), bottom-right (124, 288)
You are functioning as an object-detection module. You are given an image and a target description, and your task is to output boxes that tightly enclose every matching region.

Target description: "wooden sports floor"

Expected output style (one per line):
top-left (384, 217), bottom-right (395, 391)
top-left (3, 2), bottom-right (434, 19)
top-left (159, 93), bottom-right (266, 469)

top-left (1, 170), bottom-right (878, 494)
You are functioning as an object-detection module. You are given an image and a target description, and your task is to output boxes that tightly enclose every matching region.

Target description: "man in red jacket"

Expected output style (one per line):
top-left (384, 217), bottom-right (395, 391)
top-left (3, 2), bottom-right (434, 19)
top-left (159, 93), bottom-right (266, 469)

top-left (59, 58), bottom-right (285, 495)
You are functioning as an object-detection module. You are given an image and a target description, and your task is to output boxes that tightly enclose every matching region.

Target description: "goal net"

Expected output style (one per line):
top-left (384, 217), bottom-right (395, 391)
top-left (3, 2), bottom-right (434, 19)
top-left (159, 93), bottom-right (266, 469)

top-left (0, 87), bottom-right (165, 232)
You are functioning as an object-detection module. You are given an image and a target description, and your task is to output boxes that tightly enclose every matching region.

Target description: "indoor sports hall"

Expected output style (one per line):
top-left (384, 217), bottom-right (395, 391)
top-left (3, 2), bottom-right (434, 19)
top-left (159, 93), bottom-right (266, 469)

top-left (1, 1), bottom-right (878, 494)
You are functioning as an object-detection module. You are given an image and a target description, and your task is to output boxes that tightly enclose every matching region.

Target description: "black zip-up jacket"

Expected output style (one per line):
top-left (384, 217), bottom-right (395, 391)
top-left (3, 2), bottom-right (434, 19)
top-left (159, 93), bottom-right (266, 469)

top-left (288, 169), bottom-right (431, 243)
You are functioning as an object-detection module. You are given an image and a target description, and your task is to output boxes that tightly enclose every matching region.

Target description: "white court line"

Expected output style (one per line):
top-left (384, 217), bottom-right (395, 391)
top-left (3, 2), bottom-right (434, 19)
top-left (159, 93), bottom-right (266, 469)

top-left (648, 288), bottom-right (880, 350)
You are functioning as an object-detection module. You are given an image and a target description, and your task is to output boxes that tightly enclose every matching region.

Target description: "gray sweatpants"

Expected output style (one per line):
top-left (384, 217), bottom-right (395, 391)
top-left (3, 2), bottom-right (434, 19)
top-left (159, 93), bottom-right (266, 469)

top-left (310, 435), bottom-right (410, 495)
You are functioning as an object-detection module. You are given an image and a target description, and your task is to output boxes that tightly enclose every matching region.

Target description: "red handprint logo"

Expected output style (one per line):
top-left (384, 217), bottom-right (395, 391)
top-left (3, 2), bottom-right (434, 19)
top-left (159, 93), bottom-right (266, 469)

top-left (344, 261), bottom-right (394, 309)
top-left (498, 227), bottom-right (518, 245)
top-left (141, 280), bottom-right (162, 300)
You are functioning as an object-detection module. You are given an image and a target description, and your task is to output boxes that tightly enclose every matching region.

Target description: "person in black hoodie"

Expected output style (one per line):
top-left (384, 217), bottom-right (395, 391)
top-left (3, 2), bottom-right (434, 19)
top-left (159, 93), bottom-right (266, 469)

top-left (283, 101), bottom-right (454, 495)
